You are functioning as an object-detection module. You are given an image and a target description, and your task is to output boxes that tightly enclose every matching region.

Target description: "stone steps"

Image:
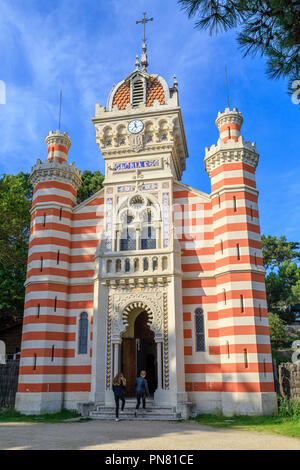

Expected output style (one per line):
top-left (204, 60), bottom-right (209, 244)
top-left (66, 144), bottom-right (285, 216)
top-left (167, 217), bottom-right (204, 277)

top-left (89, 400), bottom-right (182, 421)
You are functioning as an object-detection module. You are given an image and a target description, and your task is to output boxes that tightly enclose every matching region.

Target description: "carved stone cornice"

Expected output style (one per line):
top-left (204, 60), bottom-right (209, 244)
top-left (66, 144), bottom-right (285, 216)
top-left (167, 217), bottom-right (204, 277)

top-left (215, 108), bottom-right (243, 130)
top-left (100, 277), bottom-right (170, 288)
top-left (204, 136), bottom-right (259, 176)
top-left (100, 141), bottom-right (174, 157)
top-left (30, 157), bottom-right (82, 190)
top-left (45, 130), bottom-right (71, 150)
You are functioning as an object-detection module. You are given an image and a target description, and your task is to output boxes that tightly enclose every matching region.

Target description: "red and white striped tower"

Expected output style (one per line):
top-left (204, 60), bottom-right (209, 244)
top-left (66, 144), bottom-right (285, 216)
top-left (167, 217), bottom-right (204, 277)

top-left (46, 130), bottom-right (71, 163)
top-left (204, 108), bottom-right (277, 415)
top-left (216, 107), bottom-right (243, 143)
top-left (15, 130), bottom-right (81, 414)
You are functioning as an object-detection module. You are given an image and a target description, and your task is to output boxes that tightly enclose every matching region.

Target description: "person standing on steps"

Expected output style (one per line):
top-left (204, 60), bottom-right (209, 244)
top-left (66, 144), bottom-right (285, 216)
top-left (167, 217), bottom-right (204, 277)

top-left (112, 372), bottom-right (126, 422)
top-left (134, 370), bottom-right (149, 418)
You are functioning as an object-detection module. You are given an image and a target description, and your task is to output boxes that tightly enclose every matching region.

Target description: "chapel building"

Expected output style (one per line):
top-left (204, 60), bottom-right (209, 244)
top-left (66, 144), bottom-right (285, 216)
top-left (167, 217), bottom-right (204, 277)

top-left (15, 43), bottom-right (277, 417)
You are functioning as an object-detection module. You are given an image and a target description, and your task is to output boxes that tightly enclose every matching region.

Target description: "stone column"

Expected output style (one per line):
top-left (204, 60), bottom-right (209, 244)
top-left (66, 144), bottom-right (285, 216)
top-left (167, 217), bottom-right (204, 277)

top-left (156, 339), bottom-right (163, 390)
top-left (116, 230), bottom-right (120, 251)
top-left (136, 228), bottom-right (141, 250)
top-left (155, 227), bottom-right (160, 249)
top-left (113, 341), bottom-right (121, 377)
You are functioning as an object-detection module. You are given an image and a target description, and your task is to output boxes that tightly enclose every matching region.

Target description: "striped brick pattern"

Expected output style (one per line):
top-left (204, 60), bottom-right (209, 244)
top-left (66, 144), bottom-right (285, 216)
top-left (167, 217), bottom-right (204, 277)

top-left (174, 172), bottom-right (274, 396)
top-left (215, 107), bottom-right (243, 143)
top-left (19, 178), bottom-right (78, 398)
top-left (46, 131), bottom-right (71, 163)
top-left (211, 157), bottom-right (273, 393)
top-left (17, 162), bottom-right (104, 406)
top-left (218, 123), bottom-right (241, 142)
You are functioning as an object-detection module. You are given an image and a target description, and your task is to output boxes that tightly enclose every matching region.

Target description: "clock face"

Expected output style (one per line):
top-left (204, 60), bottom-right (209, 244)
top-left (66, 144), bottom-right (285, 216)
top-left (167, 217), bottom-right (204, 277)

top-left (128, 120), bottom-right (144, 134)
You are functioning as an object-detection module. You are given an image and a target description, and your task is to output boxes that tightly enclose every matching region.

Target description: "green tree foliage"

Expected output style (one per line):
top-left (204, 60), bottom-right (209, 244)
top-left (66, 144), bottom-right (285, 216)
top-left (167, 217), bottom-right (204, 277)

top-left (178, 0), bottom-right (300, 97)
top-left (77, 170), bottom-right (104, 204)
top-left (0, 170), bottom-right (104, 326)
top-left (262, 235), bottom-right (300, 270)
top-left (0, 173), bottom-right (32, 325)
top-left (262, 235), bottom-right (300, 323)
top-left (268, 312), bottom-right (287, 347)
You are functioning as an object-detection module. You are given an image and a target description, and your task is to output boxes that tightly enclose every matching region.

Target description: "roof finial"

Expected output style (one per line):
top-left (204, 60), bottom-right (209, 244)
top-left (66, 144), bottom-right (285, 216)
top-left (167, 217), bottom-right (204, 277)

top-left (136, 12), bottom-right (153, 71)
top-left (135, 55), bottom-right (140, 70)
top-left (141, 41), bottom-right (148, 71)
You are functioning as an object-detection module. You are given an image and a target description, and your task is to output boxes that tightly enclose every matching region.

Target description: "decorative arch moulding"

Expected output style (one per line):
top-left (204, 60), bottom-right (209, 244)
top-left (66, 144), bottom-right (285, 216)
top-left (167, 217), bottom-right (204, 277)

top-left (109, 292), bottom-right (165, 337)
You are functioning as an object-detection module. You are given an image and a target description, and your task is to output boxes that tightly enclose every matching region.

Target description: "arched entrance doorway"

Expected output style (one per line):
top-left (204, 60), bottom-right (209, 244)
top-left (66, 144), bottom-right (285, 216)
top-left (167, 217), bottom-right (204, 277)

top-left (121, 311), bottom-right (157, 396)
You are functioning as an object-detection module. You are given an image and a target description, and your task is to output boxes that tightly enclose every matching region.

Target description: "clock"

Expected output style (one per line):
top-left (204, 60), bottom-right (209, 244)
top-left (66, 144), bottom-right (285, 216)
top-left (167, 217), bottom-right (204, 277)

top-left (128, 120), bottom-right (144, 134)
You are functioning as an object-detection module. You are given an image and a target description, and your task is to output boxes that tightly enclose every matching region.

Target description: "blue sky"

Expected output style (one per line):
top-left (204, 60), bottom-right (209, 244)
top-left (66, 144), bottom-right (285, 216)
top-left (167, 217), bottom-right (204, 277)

top-left (0, 0), bottom-right (299, 241)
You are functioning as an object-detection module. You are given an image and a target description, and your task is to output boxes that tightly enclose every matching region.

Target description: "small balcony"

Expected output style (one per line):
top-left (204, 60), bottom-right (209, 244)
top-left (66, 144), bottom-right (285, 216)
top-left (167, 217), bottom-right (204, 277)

top-left (98, 250), bottom-right (171, 280)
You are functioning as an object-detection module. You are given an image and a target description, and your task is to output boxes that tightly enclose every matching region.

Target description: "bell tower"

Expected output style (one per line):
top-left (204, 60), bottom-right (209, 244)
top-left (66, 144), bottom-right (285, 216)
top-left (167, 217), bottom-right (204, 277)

top-left (90, 34), bottom-right (190, 413)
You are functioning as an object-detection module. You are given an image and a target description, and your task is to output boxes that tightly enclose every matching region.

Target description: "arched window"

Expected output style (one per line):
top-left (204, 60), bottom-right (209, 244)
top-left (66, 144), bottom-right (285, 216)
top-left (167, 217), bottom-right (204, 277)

top-left (162, 256), bottom-right (168, 270)
top-left (116, 196), bottom-right (159, 252)
top-left (125, 258), bottom-right (130, 272)
top-left (116, 259), bottom-right (121, 272)
top-left (106, 259), bottom-right (112, 273)
top-left (195, 308), bottom-right (205, 352)
top-left (143, 258), bottom-right (149, 271)
top-left (78, 312), bottom-right (88, 354)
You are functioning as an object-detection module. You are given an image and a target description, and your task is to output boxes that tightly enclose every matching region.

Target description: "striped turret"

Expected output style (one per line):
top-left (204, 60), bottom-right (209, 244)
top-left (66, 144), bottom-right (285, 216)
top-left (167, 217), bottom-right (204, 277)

top-left (15, 132), bottom-right (81, 414)
top-left (46, 130), bottom-right (71, 163)
top-left (204, 108), bottom-right (277, 415)
top-left (216, 107), bottom-right (243, 143)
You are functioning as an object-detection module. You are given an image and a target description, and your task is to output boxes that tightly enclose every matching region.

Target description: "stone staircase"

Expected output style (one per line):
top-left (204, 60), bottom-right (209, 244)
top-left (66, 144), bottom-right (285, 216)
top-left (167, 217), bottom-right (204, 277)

top-left (89, 398), bottom-right (182, 421)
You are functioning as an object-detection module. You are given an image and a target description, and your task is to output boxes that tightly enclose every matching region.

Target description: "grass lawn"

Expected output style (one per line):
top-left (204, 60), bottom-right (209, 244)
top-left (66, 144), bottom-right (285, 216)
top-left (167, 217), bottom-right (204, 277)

top-left (192, 414), bottom-right (300, 439)
top-left (0, 408), bottom-right (83, 423)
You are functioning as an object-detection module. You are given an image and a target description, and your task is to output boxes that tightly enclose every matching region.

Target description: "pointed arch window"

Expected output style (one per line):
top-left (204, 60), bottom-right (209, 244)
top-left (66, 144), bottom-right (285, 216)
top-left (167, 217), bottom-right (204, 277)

top-left (78, 312), bottom-right (88, 355)
top-left (195, 308), bottom-right (205, 352)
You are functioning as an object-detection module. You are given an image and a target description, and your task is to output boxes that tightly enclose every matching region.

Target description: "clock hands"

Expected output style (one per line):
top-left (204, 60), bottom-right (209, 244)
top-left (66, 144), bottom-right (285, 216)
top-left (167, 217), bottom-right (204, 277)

top-left (128, 120), bottom-right (144, 134)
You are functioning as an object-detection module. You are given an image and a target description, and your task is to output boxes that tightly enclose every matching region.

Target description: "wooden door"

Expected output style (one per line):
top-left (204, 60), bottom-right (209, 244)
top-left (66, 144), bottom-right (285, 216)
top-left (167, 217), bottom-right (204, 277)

top-left (121, 338), bottom-right (136, 396)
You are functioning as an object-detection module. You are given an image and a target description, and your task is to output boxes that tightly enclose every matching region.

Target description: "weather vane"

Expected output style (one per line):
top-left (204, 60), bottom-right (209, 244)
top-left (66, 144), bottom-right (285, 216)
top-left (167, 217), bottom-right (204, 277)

top-left (136, 12), bottom-right (153, 43)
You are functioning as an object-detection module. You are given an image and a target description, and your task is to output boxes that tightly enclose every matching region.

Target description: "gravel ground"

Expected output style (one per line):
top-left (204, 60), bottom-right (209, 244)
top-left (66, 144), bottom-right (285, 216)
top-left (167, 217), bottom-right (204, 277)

top-left (0, 419), bottom-right (299, 450)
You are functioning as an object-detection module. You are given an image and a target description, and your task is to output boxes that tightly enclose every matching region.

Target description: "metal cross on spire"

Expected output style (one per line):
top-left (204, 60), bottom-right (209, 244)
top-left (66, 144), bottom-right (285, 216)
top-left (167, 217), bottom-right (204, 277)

top-left (136, 13), bottom-right (153, 71)
top-left (136, 12), bottom-right (153, 43)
